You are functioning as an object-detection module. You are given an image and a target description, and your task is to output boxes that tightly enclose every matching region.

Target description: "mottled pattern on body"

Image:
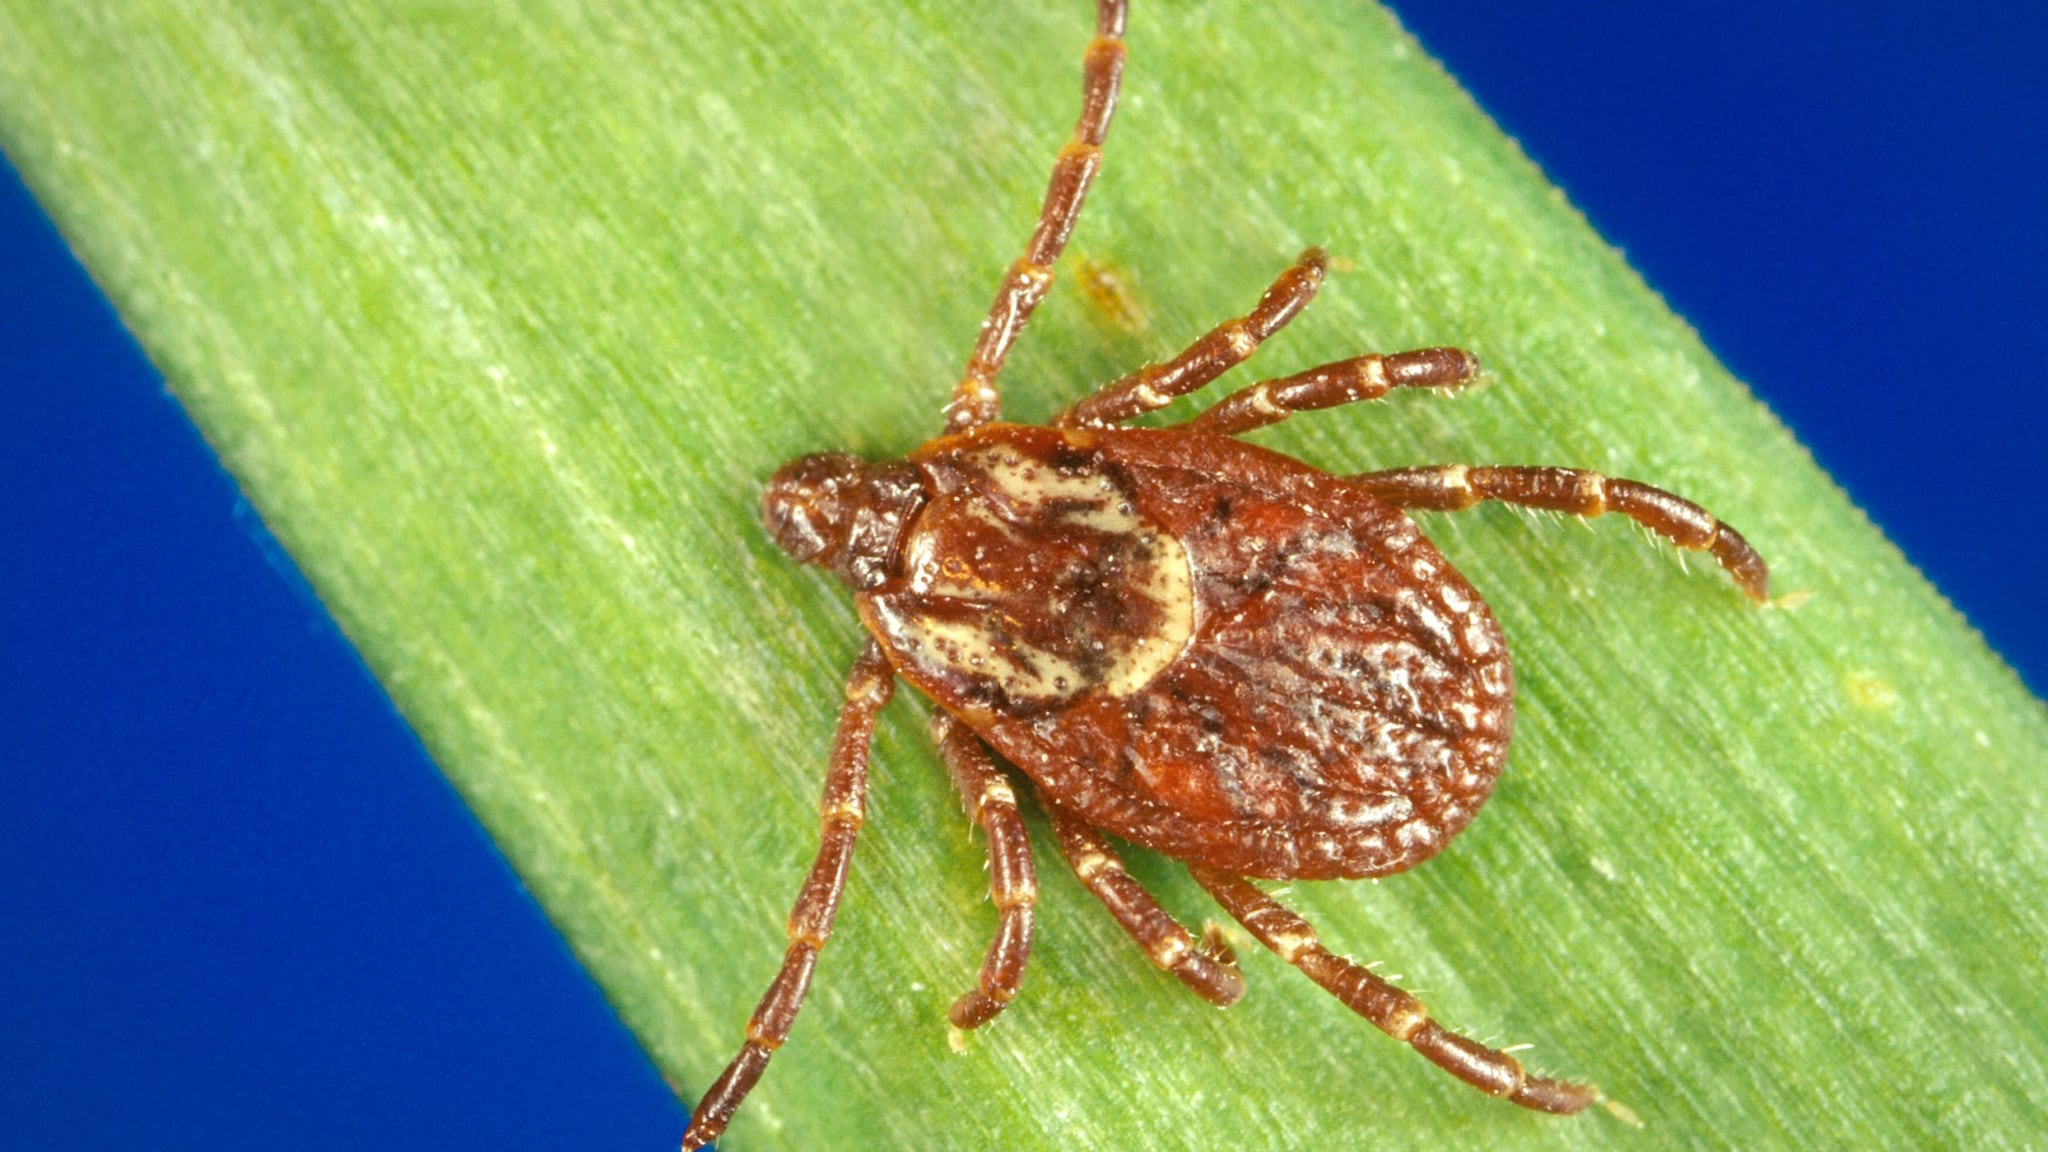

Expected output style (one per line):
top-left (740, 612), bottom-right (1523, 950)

top-left (864, 425), bottom-right (1511, 881)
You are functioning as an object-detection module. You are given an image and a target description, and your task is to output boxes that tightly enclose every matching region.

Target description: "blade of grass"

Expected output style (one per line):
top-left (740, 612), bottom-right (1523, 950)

top-left (3, 1), bottom-right (2043, 1147)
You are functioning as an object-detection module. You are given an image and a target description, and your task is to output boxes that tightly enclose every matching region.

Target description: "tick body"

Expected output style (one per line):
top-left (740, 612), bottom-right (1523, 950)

top-left (866, 422), bottom-right (1509, 883)
top-left (683, 1), bottom-right (1768, 1146)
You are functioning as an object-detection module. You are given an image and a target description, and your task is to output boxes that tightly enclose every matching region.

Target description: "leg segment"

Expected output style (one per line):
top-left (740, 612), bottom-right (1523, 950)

top-left (1044, 803), bottom-right (1245, 1007)
top-left (1179, 346), bottom-right (1480, 436)
top-left (1058, 248), bottom-right (1327, 428)
top-left (1188, 866), bottom-right (1597, 1115)
top-left (682, 644), bottom-right (895, 1151)
top-left (930, 713), bottom-right (1039, 1030)
top-left (1355, 464), bottom-right (1770, 601)
top-left (945, 0), bottom-right (1128, 433)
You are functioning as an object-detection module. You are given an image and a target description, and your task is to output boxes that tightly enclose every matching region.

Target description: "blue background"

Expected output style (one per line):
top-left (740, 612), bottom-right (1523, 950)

top-left (4, 3), bottom-right (2042, 1147)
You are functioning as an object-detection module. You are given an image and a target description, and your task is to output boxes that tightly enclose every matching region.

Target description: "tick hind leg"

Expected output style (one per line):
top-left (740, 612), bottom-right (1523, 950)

top-left (945, 0), bottom-right (1128, 433)
top-left (683, 644), bottom-right (895, 1151)
top-left (1355, 464), bottom-right (1770, 601)
top-left (931, 714), bottom-right (1039, 1030)
top-left (1058, 248), bottom-right (1328, 428)
top-left (1043, 804), bottom-right (1245, 1007)
top-left (1188, 866), bottom-right (1598, 1115)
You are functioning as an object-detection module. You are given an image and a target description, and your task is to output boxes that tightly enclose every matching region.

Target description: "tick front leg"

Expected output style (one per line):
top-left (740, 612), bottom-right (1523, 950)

top-left (1178, 347), bottom-right (1479, 437)
top-left (945, 0), bottom-right (1128, 433)
top-left (1044, 805), bottom-right (1244, 1007)
top-left (1188, 866), bottom-right (1598, 1115)
top-left (1057, 248), bottom-right (1327, 428)
top-left (930, 714), bottom-right (1039, 1029)
top-left (1354, 464), bottom-right (1770, 601)
top-left (682, 644), bottom-right (895, 1151)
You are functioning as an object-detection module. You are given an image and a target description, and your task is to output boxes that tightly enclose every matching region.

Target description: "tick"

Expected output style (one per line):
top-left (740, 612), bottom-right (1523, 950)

top-left (683, 1), bottom-right (1768, 1145)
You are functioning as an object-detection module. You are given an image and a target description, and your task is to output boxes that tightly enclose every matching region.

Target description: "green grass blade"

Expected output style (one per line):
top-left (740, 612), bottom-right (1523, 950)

top-left (3, 2), bottom-right (2043, 1147)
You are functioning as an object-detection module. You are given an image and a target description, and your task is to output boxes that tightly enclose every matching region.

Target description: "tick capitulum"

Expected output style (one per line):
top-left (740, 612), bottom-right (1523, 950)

top-left (682, 1), bottom-right (1768, 1146)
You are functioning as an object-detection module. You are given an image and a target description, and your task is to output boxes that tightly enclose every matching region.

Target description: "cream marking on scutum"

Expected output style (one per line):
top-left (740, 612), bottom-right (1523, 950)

top-left (917, 444), bottom-right (1197, 699)
top-left (971, 446), bottom-right (1132, 533)
top-left (903, 612), bottom-right (1089, 702)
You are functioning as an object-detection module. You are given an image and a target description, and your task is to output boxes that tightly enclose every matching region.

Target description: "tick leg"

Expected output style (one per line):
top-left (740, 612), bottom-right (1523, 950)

top-left (1188, 866), bottom-right (1598, 1115)
top-left (1354, 464), bottom-right (1770, 601)
top-left (930, 713), bottom-right (1039, 1030)
top-left (683, 644), bottom-right (895, 1151)
top-left (1043, 804), bottom-right (1245, 1007)
top-left (1058, 248), bottom-right (1327, 428)
top-left (945, 0), bottom-right (1129, 434)
top-left (1178, 346), bottom-right (1479, 436)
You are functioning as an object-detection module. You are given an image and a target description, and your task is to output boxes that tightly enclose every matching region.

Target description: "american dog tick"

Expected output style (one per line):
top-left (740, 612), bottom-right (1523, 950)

top-left (683, 1), bottom-right (1768, 1145)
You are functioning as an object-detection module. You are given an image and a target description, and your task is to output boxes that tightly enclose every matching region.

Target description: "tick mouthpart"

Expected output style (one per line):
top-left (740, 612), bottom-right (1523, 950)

top-left (763, 453), bottom-right (926, 590)
top-left (762, 453), bottom-right (862, 566)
